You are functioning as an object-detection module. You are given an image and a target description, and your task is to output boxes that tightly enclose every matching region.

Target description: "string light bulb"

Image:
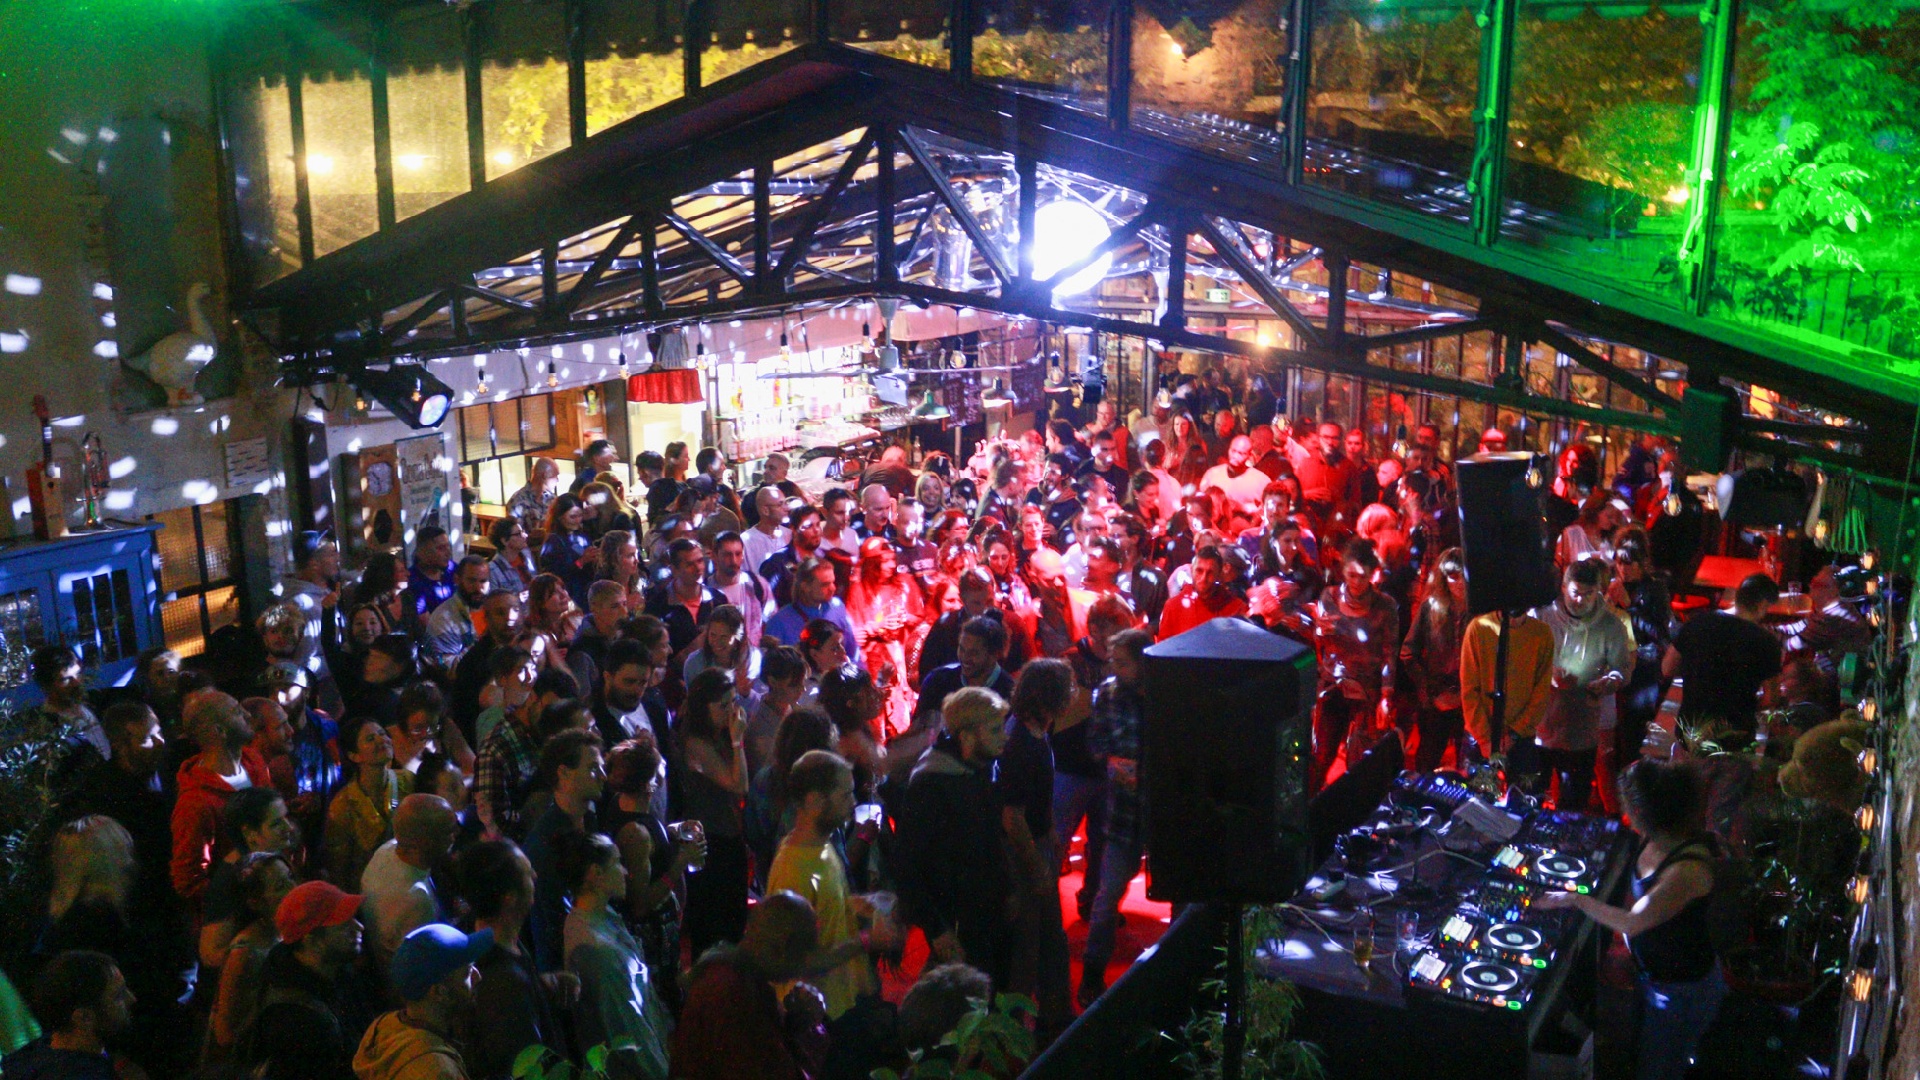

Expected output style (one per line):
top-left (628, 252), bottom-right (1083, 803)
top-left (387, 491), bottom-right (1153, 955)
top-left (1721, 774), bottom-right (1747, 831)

top-left (475, 355), bottom-right (490, 395)
top-left (1814, 519), bottom-right (1830, 543)
top-left (861, 321), bottom-right (873, 348)
top-left (1855, 804), bottom-right (1876, 832)
top-left (545, 359), bottom-right (559, 388)
top-left (615, 351), bottom-right (629, 378)
top-left (1860, 551), bottom-right (1876, 571)
top-left (1858, 746), bottom-right (1878, 775)
top-left (1525, 458), bottom-right (1545, 489)
top-left (1847, 968), bottom-right (1874, 1002)
top-left (1847, 875), bottom-right (1871, 905)
top-left (779, 329), bottom-right (791, 360)
top-left (1861, 698), bottom-right (1878, 723)
top-left (354, 392), bottom-right (368, 412)
top-left (1665, 491), bottom-right (1683, 517)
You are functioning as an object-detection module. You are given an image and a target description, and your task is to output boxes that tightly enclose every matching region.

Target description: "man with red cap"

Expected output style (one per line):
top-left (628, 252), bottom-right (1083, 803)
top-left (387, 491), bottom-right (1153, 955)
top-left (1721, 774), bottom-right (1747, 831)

top-left (237, 881), bottom-right (368, 1080)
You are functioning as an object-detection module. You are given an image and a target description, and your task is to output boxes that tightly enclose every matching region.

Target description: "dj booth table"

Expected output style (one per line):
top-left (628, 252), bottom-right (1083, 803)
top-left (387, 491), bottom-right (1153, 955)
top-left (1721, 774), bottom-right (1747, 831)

top-left (1255, 773), bottom-right (1633, 1080)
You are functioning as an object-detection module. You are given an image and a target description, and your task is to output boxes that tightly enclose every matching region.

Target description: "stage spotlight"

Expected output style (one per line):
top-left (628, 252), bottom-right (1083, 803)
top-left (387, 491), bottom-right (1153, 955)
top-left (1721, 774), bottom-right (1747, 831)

top-left (1033, 198), bottom-right (1112, 296)
top-left (356, 364), bottom-right (452, 428)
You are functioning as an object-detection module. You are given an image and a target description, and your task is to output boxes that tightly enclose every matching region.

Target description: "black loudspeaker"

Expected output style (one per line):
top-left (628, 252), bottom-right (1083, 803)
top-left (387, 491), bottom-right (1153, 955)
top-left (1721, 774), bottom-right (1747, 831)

top-left (1456, 453), bottom-right (1557, 616)
top-left (1143, 618), bottom-right (1316, 904)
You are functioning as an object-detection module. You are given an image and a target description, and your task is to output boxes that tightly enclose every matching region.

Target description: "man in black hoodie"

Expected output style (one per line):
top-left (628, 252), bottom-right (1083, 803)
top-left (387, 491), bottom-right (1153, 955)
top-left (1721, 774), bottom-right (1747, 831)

top-left (896, 686), bottom-right (1017, 989)
top-left (240, 881), bottom-right (368, 1080)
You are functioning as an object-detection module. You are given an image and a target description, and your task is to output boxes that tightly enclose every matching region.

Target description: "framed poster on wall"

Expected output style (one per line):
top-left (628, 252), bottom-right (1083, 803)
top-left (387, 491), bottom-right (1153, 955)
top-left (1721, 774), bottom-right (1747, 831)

top-left (396, 431), bottom-right (452, 542)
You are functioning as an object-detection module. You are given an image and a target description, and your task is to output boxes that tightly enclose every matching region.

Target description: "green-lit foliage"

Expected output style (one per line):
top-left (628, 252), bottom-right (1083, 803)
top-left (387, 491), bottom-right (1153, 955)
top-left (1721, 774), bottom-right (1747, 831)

top-left (1713, 0), bottom-right (1920, 361)
top-left (585, 54), bottom-right (683, 136)
top-left (1164, 907), bottom-right (1325, 1080)
top-left (974, 27), bottom-right (1108, 92)
top-left (872, 992), bottom-right (1038, 1080)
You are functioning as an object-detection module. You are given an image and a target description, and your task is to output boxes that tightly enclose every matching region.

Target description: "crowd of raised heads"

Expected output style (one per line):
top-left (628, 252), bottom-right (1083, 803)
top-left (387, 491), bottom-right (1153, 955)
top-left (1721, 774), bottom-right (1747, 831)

top-left (1, 366), bottom-right (1877, 1080)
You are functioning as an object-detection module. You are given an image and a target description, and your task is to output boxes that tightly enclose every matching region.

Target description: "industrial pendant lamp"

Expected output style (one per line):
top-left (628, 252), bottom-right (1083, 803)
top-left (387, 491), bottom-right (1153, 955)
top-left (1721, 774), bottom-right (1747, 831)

top-left (911, 389), bottom-right (951, 420)
top-left (981, 379), bottom-right (1013, 408)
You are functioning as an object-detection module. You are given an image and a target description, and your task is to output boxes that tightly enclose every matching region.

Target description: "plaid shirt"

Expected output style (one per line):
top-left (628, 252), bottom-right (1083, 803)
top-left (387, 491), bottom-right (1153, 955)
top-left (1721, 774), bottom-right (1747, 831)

top-left (475, 715), bottom-right (539, 838)
top-left (1087, 675), bottom-right (1146, 849)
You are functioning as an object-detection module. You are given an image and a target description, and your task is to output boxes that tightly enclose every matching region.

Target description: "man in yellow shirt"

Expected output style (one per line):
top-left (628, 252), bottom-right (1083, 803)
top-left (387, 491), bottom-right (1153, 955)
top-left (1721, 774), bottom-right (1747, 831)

top-left (766, 751), bottom-right (903, 1072)
top-left (1460, 609), bottom-right (1556, 775)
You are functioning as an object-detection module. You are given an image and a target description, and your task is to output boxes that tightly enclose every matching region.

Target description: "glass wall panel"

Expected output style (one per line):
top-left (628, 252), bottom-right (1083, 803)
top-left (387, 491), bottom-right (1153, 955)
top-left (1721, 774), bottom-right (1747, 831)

top-left (480, 0), bottom-right (568, 181)
top-left (1499, 6), bottom-right (1702, 301)
top-left (1305, 0), bottom-right (1479, 224)
top-left (300, 16), bottom-right (378, 257)
top-left (386, 6), bottom-right (469, 221)
top-left (585, 0), bottom-right (685, 135)
top-left (1709, 0), bottom-right (1920, 370)
top-left (973, 0), bottom-right (1111, 115)
top-left (224, 18), bottom-right (299, 285)
top-left (832, 0), bottom-right (949, 69)
top-left (1128, 0), bottom-right (1288, 168)
top-left (702, 0), bottom-right (806, 85)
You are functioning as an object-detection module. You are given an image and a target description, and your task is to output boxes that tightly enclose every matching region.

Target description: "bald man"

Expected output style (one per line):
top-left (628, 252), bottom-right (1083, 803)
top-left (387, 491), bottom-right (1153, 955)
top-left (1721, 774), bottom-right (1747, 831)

top-left (673, 890), bottom-right (828, 1080)
top-left (1200, 435), bottom-right (1274, 508)
top-left (857, 483), bottom-right (896, 539)
top-left (361, 793), bottom-right (459, 966)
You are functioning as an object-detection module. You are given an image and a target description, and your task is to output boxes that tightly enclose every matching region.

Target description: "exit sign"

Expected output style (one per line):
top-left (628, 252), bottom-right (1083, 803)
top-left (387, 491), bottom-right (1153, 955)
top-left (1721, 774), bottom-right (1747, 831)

top-left (1204, 287), bottom-right (1231, 304)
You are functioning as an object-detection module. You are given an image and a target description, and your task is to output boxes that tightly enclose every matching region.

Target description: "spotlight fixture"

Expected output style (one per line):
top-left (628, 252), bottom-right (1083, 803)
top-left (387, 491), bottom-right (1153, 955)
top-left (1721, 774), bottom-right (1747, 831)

top-left (354, 364), bottom-right (453, 428)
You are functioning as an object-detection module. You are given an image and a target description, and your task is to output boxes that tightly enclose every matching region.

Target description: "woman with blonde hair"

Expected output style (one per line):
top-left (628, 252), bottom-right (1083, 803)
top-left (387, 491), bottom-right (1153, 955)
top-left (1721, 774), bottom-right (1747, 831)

top-left (580, 480), bottom-right (639, 542)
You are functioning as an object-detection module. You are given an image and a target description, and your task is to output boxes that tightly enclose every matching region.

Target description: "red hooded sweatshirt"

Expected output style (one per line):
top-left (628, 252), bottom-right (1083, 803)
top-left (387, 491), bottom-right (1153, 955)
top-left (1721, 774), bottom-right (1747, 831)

top-left (170, 747), bottom-right (272, 901)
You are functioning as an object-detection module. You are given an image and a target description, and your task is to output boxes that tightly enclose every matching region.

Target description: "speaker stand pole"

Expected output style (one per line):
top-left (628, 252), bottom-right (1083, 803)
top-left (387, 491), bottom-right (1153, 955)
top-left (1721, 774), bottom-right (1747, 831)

top-left (1224, 902), bottom-right (1245, 1080)
top-left (1490, 609), bottom-right (1510, 761)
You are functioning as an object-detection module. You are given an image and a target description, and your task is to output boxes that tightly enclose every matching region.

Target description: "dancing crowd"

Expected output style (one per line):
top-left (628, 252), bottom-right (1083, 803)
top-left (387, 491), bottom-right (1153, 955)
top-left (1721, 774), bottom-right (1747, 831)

top-left (0, 367), bottom-right (1878, 1080)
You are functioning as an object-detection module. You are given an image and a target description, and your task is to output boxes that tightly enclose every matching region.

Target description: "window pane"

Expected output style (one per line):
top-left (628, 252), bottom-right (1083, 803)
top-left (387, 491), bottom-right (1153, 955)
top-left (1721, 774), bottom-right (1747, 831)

top-left (1500, 7), bottom-right (1702, 302)
top-left (200, 502), bottom-right (234, 584)
top-left (833, 0), bottom-right (949, 69)
top-left (585, 0), bottom-right (685, 135)
top-left (1129, 0), bottom-right (1288, 168)
top-left (973, 0), bottom-right (1110, 115)
top-left (1305, 0), bottom-right (1479, 225)
top-left (225, 17), bottom-right (300, 285)
top-left (151, 507), bottom-right (204, 594)
top-left (301, 15), bottom-right (379, 256)
top-left (702, 0), bottom-right (806, 85)
top-left (387, 6), bottom-right (470, 221)
top-left (481, 0), bottom-right (569, 180)
top-left (1709, 2), bottom-right (1920, 372)
top-left (161, 596), bottom-right (208, 657)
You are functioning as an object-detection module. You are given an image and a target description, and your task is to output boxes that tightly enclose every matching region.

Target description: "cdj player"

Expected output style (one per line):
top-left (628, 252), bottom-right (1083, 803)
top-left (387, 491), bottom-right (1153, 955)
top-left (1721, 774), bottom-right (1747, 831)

top-left (1434, 909), bottom-right (1558, 970)
top-left (1408, 947), bottom-right (1542, 1012)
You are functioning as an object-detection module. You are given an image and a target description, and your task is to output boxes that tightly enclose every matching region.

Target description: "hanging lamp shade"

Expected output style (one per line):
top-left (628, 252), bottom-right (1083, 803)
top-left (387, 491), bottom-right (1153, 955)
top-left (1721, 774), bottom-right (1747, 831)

top-left (911, 389), bottom-right (951, 420)
top-left (982, 379), bottom-right (1013, 407)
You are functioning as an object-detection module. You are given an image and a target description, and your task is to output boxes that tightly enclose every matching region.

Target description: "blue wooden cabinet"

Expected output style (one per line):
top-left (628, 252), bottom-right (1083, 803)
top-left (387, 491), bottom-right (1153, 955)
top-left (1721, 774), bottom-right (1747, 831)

top-left (0, 523), bottom-right (163, 705)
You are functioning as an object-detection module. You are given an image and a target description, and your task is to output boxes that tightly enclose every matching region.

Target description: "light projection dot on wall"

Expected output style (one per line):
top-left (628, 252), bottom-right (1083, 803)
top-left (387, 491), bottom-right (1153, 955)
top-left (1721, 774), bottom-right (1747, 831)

top-left (92, 341), bottom-right (118, 358)
top-left (181, 480), bottom-right (218, 504)
top-left (92, 283), bottom-right (113, 301)
top-left (104, 491), bottom-right (134, 511)
top-left (150, 416), bottom-right (179, 436)
top-left (108, 457), bottom-right (136, 480)
top-left (4, 274), bottom-right (41, 296)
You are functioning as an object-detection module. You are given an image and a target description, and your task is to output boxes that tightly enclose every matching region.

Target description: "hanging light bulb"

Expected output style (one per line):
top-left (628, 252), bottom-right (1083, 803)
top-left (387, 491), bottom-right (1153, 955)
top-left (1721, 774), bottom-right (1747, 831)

top-left (615, 351), bottom-right (629, 379)
top-left (545, 359), bottom-right (559, 388)
top-left (354, 392), bottom-right (368, 413)
top-left (861, 321), bottom-right (873, 348)
top-left (1847, 875), bottom-right (1871, 904)
top-left (1813, 518), bottom-right (1830, 543)
top-left (1855, 804), bottom-right (1876, 832)
top-left (474, 355), bottom-right (491, 395)
top-left (1847, 968), bottom-right (1874, 1002)
top-left (1860, 698), bottom-right (1878, 723)
top-left (1860, 551), bottom-right (1877, 571)
top-left (1390, 424), bottom-right (1410, 461)
top-left (779, 329), bottom-right (791, 360)
top-left (1858, 746), bottom-right (1878, 775)
top-left (1665, 490), bottom-right (1683, 517)
top-left (1525, 457), bottom-right (1545, 489)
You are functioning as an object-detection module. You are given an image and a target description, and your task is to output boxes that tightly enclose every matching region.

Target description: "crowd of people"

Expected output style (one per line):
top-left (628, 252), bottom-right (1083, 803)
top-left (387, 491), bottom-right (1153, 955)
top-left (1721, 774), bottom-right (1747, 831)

top-left (0, 367), bottom-right (1879, 1080)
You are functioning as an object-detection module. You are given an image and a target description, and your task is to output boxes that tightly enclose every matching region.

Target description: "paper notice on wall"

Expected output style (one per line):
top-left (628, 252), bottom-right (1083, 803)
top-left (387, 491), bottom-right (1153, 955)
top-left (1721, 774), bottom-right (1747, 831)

top-left (395, 431), bottom-right (451, 541)
top-left (223, 436), bottom-right (272, 494)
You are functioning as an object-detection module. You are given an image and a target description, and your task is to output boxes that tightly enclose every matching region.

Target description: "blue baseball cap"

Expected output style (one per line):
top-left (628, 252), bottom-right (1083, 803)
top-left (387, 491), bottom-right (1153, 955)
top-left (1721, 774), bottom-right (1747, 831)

top-left (391, 924), bottom-right (494, 1002)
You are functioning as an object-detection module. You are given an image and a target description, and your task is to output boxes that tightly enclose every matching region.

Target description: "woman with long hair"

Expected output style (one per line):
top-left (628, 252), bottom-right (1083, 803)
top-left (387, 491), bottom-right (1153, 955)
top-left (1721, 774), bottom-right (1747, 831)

top-left (798, 618), bottom-right (851, 700)
top-left (540, 493), bottom-right (599, 607)
top-left (845, 537), bottom-right (923, 737)
top-left (595, 529), bottom-right (644, 609)
top-left (524, 572), bottom-right (579, 673)
top-left (674, 666), bottom-right (752, 960)
top-left (682, 604), bottom-right (759, 693)
top-left (1163, 408), bottom-right (1203, 473)
top-left (580, 480), bottom-right (639, 542)
top-left (388, 680), bottom-right (475, 777)
top-left (1401, 548), bottom-right (1471, 773)
top-left (1557, 489), bottom-right (1624, 571)
top-left (350, 551), bottom-right (414, 637)
top-left (197, 786), bottom-right (298, 970)
top-left (206, 852), bottom-right (296, 1058)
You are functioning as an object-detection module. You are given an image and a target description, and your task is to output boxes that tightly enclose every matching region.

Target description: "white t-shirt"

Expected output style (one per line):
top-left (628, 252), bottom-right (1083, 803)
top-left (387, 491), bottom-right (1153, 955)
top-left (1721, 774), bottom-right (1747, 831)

top-left (1199, 463), bottom-right (1274, 508)
top-left (742, 525), bottom-right (788, 580)
top-left (361, 840), bottom-right (439, 963)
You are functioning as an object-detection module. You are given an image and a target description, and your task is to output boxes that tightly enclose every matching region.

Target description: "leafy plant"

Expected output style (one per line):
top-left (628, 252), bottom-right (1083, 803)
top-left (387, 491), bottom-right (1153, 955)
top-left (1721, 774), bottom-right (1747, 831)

top-left (1163, 907), bottom-right (1324, 1080)
top-left (513, 1038), bottom-right (639, 1080)
top-left (872, 992), bottom-right (1037, 1080)
top-left (1727, 119), bottom-right (1874, 276)
top-left (0, 707), bottom-right (85, 966)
